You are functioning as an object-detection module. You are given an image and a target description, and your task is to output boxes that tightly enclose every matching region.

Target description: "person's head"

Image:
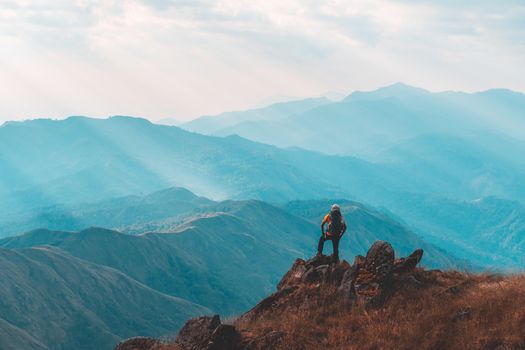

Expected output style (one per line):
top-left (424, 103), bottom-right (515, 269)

top-left (331, 204), bottom-right (340, 212)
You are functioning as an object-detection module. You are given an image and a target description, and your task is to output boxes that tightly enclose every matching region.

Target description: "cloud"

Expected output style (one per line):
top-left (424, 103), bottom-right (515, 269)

top-left (0, 0), bottom-right (524, 122)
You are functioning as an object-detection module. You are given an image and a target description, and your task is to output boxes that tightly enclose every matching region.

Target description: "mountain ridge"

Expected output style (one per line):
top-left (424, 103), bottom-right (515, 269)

top-left (189, 84), bottom-right (525, 162)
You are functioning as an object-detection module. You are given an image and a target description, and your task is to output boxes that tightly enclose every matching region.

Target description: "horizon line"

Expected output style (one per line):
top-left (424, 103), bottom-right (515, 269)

top-left (1, 82), bottom-right (523, 126)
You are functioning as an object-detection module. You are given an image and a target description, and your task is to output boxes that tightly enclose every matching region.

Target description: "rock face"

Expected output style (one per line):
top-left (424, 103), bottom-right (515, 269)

top-left (175, 315), bottom-right (221, 349)
top-left (114, 241), bottom-right (425, 350)
top-left (174, 315), bottom-right (241, 350)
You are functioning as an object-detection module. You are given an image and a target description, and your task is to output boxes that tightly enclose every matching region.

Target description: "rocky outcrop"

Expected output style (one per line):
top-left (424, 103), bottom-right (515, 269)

top-left (273, 240), bottom-right (423, 305)
top-left (175, 315), bottom-right (221, 349)
top-left (114, 241), bottom-right (425, 350)
top-left (173, 315), bottom-right (241, 350)
top-left (277, 254), bottom-right (351, 290)
top-left (237, 240), bottom-right (424, 329)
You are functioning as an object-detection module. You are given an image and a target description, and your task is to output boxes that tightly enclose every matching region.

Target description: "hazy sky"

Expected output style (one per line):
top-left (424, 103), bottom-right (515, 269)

top-left (1, 0), bottom-right (524, 122)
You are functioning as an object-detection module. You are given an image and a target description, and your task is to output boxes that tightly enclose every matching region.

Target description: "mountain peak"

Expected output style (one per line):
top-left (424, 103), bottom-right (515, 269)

top-left (345, 82), bottom-right (429, 102)
top-left (474, 88), bottom-right (525, 101)
top-left (381, 82), bottom-right (428, 93)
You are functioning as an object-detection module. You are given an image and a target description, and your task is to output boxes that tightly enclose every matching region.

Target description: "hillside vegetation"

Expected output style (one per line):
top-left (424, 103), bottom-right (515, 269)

top-left (118, 242), bottom-right (525, 350)
top-left (0, 246), bottom-right (208, 350)
top-left (0, 198), bottom-right (457, 316)
top-left (235, 270), bottom-right (522, 349)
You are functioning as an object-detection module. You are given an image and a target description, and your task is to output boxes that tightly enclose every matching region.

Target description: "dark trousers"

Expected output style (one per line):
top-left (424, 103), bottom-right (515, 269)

top-left (317, 234), bottom-right (340, 260)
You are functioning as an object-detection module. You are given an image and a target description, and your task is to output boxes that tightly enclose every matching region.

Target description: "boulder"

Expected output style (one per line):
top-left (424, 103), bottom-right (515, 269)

top-left (175, 315), bottom-right (242, 350)
top-left (364, 241), bottom-right (395, 272)
top-left (175, 315), bottom-right (222, 350)
top-left (277, 254), bottom-right (346, 290)
top-left (394, 249), bottom-right (424, 273)
top-left (352, 242), bottom-right (425, 307)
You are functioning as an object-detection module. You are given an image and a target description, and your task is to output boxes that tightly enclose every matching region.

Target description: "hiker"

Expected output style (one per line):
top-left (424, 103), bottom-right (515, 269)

top-left (317, 204), bottom-right (347, 262)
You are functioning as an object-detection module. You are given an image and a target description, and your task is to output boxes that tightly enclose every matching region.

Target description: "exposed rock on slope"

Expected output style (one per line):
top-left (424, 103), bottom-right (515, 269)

top-left (115, 241), bottom-right (426, 350)
top-left (243, 240), bottom-right (424, 319)
top-left (118, 240), bottom-right (525, 349)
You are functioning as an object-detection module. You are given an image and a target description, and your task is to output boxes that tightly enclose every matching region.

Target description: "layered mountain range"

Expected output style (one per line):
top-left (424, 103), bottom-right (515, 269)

top-left (183, 83), bottom-right (525, 159)
top-left (0, 187), bottom-right (461, 349)
top-left (1, 83), bottom-right (525, 349)
top-left (4, 83), bottom-right (525, 215)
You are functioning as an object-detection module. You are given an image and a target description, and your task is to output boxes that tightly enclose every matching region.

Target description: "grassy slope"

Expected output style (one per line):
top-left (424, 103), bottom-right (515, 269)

top-left (0, 246), bottom-right (208, 350)
top-left (235, 270), bottom-right (525, 350)
top-left (0, 200), bottom-right (459, 315)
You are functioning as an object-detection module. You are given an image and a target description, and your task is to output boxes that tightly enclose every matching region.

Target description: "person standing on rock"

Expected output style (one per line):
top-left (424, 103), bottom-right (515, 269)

top-left (317, 204), bottom-right (347, 262)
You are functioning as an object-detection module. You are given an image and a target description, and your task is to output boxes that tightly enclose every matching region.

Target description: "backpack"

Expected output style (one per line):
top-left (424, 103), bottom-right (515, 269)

top-left (328, 210), bottom-right (343, 235)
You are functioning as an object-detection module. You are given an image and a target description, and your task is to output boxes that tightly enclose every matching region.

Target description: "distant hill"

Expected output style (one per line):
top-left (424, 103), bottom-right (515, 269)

top-left (183, 97), bottom-right (330, 135)
top-left (0, 246), bottom-right (208, 350)
top-left (376, 133), bottom-right (525, 201)
top-left (3, 112), bottom-right (525, 224)
top-left (181, 84), bottom-right (525, 204)
top-left (0, 199), bottom-right (323, 317)
top-left (0, 220), bottom-right (306, 316)
top-left (0, 116), bottom-right (355, 217)
top-left (374, 194), bottom-right (525, 269)
top-left (156, 117), bottom-right (182, 126)
top-left (1, 188), bottom-right (458, 269)
top-left (192, 83), bottom-right (525, 159)
top-left (280, 199), bottom-right (461, 269)
top-left (0, 116), bottom-right (441, 220)
top-left (0, 187), bottom-right (214, 238)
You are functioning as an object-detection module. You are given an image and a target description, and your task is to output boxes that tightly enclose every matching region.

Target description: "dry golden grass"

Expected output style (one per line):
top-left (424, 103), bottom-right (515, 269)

top-left (235, 270), bottom-right (525, 350)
